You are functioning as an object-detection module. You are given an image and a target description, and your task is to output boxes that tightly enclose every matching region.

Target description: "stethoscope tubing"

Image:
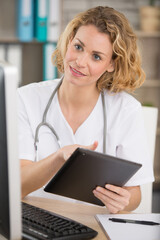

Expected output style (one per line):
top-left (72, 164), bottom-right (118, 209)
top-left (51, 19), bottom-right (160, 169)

top-left (34, 77), bottom-right (107, 161)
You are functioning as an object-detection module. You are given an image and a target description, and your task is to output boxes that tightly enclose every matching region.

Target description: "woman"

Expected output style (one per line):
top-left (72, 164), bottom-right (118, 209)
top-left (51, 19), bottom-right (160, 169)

top-left (18, 6), bottom-right (154, 213)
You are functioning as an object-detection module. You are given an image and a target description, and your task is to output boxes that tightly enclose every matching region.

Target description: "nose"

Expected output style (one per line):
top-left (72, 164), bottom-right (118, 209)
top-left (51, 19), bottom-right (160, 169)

top-left (76, 53), bottom-right (88, 67)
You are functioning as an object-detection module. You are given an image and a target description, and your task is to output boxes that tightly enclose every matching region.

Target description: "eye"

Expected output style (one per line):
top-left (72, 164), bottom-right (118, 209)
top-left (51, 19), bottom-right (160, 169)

top-left (93, 54), bottom-right (101, 61)
top-left (74, 44), bottom-right (82, 51)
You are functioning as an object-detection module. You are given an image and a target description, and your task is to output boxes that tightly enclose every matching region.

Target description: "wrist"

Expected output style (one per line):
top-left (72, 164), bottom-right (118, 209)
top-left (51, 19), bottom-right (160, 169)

top-left (55, 148), bottom-right (65, 163)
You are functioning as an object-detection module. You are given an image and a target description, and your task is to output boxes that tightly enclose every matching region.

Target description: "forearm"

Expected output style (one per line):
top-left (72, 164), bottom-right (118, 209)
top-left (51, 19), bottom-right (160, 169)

top-left (21, 142), bottom-right (98, 199)
top-left (21, 151), bottom-right (65, 199)
top-left (123, 186), bottom-right (141, 211)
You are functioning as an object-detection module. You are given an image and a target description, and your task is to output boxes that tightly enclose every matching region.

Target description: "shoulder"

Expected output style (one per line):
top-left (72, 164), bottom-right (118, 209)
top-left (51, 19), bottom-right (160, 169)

top-left (104, 90), bottom-right (142, 121)
top-left (105, 90), bottom-right (141, 111)
top-left (17, 78), bottom-right (61, 98)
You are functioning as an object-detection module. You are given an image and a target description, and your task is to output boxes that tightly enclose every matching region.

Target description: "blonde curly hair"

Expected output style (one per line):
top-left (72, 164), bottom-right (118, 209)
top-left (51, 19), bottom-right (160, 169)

top-left (52, 6), bottom-right (145, 93)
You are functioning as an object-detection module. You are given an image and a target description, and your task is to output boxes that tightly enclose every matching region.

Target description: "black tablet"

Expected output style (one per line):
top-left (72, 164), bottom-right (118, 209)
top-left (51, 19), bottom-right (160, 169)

top-left (44, 148), bottom-right (142, 206)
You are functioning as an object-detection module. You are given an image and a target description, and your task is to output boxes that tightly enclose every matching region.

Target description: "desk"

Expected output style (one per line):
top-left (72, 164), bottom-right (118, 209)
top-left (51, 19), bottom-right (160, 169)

top-left (23, 196), bottom-right (160, 240)
top-left (23, 196), bottom-right (112, 239)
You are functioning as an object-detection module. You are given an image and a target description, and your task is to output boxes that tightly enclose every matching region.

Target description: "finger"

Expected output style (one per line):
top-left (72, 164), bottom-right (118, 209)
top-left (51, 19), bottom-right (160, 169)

top-left (95, 186), bottom-right (121, 201)
top-left (93, 189), bottom-right (124, 211)
top-left (105, 184), bottom-right (130, 198)
top-left (86, 141), bottom-right (98, 150)
top-left (94, 186), bottom-right (130, 208)
top-left (104, 186), bottom-right (130, 206)
top-left (105, 203), bottom-right (120, 214)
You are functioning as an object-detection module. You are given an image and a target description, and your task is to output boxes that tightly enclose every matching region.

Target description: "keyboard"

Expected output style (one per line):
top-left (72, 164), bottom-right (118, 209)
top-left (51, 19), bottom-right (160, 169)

top-left (22, 202), bottom-right (98, 240)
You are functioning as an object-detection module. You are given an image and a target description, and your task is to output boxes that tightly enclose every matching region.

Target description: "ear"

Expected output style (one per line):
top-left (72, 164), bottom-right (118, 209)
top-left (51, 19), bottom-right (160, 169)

top-left (107, 59), bottom-right (115, 73)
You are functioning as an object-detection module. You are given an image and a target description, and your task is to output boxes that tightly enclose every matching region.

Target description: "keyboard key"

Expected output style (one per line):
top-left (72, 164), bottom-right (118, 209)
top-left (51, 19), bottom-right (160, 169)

top-left (22, 202), bottom-right (98, 239)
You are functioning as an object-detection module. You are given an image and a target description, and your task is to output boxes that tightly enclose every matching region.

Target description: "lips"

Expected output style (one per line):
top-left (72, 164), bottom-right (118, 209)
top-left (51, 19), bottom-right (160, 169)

top-left (70, 66), bottom-right (86, 76)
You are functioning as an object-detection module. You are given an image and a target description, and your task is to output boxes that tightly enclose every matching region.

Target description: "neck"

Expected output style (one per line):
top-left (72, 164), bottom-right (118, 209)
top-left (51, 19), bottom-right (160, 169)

top-left (58, 79), bottom-right (100, 108)
top-left (57, 78), bottom-right (101, 134)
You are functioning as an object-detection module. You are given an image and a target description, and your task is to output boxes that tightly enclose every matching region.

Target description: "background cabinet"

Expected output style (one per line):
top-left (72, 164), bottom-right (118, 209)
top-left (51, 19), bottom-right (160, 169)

top-left (0, 0), bottom-right (61, 85)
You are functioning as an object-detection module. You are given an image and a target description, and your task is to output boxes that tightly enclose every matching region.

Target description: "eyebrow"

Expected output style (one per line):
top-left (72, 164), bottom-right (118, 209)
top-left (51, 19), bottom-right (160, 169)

top-left (76, 38), bottom-right (108, 57)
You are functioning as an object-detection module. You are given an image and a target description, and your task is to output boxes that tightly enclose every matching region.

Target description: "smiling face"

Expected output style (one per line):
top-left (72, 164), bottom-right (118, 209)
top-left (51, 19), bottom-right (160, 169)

top-left (63, 24), bottom-right (114, 88)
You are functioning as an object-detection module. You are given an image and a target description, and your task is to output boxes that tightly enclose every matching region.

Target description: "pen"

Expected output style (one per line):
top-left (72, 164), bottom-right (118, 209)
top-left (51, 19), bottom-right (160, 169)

top-left (109, 218), bottom-right (160, 226)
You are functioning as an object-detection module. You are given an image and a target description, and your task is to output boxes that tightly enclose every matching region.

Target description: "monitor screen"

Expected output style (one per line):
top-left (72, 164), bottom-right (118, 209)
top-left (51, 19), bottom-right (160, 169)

top-left (0, 62), bottom-right (21, 240)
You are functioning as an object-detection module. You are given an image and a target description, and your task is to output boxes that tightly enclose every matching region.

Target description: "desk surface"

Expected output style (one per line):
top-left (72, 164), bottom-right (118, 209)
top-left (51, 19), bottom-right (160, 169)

top-left (24, 196), bottom-right (113, 239)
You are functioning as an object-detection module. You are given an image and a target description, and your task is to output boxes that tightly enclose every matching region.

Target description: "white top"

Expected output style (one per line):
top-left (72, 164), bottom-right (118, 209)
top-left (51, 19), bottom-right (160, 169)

top-left (17, 79), bottom-right (154, 199)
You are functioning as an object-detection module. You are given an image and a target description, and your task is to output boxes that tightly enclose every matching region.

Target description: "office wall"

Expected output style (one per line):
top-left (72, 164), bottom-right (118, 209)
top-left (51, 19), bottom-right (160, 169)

top-left (61, 0), bottom-right (150, 30)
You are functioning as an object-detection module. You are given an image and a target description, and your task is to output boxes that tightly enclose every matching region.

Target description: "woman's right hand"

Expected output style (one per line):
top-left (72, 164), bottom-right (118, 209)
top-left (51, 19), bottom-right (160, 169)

top-left (57, 141), bottom-right (98, 161)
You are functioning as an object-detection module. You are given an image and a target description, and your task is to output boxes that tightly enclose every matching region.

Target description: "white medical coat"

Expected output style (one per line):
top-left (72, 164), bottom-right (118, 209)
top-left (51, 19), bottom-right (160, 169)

top-left (17, 78), bottom-right (154, 198)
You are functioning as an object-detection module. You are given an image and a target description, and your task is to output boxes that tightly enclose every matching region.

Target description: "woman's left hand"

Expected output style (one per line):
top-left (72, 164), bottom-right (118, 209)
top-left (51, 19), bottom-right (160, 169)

top-left (93, 184), bottom-right (131, 213)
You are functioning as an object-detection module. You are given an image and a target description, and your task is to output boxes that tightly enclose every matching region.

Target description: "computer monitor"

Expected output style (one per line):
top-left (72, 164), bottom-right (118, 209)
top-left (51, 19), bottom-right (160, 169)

top-left (0, 62), bottom-right (21, 240)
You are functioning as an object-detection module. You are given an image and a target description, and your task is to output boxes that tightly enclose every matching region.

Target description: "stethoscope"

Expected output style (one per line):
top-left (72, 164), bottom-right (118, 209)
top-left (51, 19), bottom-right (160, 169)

top-left (34, 77), bottom-right (107, 161)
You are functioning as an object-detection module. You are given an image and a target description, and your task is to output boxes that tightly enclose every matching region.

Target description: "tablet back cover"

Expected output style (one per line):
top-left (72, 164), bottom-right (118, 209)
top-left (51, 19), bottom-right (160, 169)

top-left (44, 148), bottom-right (142, 206)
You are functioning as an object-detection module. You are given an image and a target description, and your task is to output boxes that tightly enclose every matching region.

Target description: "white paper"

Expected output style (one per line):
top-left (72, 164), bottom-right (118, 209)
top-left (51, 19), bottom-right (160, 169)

top-left (96, 213), bottom-right (160, 240)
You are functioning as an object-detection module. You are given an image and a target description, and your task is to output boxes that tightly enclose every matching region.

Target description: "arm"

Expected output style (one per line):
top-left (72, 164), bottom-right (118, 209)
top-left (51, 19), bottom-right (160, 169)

top-left (21, 141), bottom-right (98, 199)
top-left (21, 151), bottom-right (64, 199)
top-left (93, 184), bottom-right (141, 213)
